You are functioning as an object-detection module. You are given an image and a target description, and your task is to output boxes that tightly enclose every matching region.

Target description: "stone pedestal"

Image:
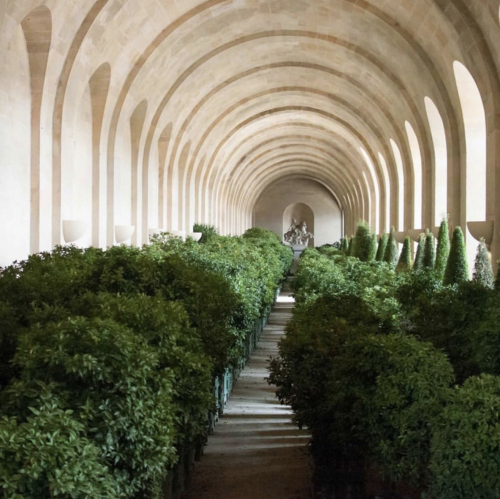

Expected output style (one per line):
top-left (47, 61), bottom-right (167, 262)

top-left (291, 244), bottom-right (307, 258)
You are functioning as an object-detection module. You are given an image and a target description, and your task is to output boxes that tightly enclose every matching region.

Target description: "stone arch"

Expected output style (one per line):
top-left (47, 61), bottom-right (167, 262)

top-left (21, 5), bottom-right (52, 254)
top-left (0, 23), bottom-right (31, 266)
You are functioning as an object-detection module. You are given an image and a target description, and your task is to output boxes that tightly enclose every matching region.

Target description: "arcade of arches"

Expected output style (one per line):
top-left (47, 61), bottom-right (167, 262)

top-left (1, 0), bottom-right (500, 268)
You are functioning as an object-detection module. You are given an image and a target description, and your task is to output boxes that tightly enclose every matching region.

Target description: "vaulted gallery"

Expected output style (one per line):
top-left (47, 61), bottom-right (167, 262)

top-left (3, 2), bottom-right (500, 499)
top-left (1, 0), bottom-right (499, 268)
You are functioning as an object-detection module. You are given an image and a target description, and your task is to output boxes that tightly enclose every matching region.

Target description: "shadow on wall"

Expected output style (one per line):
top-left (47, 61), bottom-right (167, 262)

top-left (283, 202), bottom-right (315, 247)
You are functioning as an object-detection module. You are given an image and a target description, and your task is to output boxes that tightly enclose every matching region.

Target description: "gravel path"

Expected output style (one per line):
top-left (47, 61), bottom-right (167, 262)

top-left (183, 278), bottom-right (312, 499)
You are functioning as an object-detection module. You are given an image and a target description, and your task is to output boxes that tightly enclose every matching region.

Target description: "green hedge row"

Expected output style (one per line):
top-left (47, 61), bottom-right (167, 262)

top-left (0, 228), bottom-right (292, 499)
top-left (269, 243), bottom-right (500, 498)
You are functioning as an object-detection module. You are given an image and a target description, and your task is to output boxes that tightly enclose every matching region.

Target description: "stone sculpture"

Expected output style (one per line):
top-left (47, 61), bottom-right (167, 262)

top-left (284, 219), bottom-right (314, 246)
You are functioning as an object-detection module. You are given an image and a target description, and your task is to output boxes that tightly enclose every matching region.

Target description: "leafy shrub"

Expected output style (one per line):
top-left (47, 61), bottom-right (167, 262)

top-left (69, 293), bottom-right (214, 445)
top-left (353, 221), bottom-right (375, 262)
top-left (0, 394), bottom-right (116, 499)
top-left (0, 301), bottom-right (22, 389)
top-left (330, 334), bottom-right (454, 485)
top-left (0, 246), bottom-right (106, 324)
top-left (398, 276), bottom-right (492, 382)
top-left (269, 294), bottom-right (384, 434)
top-left (192, 223), bottom-right (218, 243)
top-left (471, 291), bottom-right (500, 375)
top-left (5, 316), bottom-right (177, 498)
top-left (429, 375), bottom-right (500, 499)
top-left (0, 229), bottom-right (287, 498)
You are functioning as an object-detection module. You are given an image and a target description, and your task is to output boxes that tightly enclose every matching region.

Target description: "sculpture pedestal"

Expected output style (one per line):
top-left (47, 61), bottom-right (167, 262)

top-left (291, 244), bottom-right (307, 258)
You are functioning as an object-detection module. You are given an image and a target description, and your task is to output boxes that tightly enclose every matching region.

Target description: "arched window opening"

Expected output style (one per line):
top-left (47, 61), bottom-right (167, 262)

top-left (357, 178), bottom-right (366, 225)
top-left (405, 122), bottom-right (423, 229)
top-left (453, 61), bottom-right (487, 273)
top-left (378, 153), bottom-right (391, 233)
top-left (453, 61), bottom-right (487, 223)
top-left (390, 139), bottom-right (405, 231)
top-left (359, 148), bottom-right (380, 234)
top-left (425, 97), bottom-right (448, 226)
top-left (361, 172), bottom-right (372, 228)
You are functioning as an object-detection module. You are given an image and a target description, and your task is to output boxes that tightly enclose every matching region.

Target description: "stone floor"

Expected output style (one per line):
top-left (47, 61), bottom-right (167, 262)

top-left (183, 277), bottom-right (312, 499)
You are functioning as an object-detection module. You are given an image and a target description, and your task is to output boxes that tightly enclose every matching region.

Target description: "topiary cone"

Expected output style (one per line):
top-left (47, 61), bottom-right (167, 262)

top-left (376, 233), bottom-right (388, 262)
top-left (423, 230), bottom-right (436, 269)
top-left (353, 221), bottom-right (374, 262)
top-left (444, 227), bottom-right (469, 286)
top-left (413, 233), bottom-right (425, 271)
top-left (472, 238), bottom-right (494, 289)
top-left (435, 217), bottom-right (450, 281)
top-left (397, 237), bottom-right (412, 271)
top-left (383, 227), bottom-right (399, 266)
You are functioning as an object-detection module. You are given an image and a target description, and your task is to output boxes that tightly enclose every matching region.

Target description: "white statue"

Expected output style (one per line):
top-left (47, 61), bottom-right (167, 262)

top-left (284, 219), bottom-right (314, 246)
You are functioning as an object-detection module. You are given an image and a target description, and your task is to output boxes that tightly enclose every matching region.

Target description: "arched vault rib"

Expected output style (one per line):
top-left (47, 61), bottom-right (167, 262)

top-left (165, 61), bottom-right (412, 217)
top-left (219, 139), bottom-right (370, 231)
top-left (234, 159), bottom-right (362, 232)
top-left (193, 121), bottom-right (401, 230)
top-left (178, 86), bottom-right (394, 227)
top-left (230, 156), bottom-right (364, 228)
top-left (197, 107), bottom-right (381, 229)
top-left (139, 29), bottom-right (438, 241)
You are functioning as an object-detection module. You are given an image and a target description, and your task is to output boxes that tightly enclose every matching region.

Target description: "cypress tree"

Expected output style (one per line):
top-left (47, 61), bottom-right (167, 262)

top-left (383, 227), bottom-right (399, 266)
top-left (369, 234), bottom-right (378, 262)
top-left (472, 239), bottom-right (494, 289)
top-left (423, 230), bottom-right (436, 269)
top-left (396, 237), bottom-right (412, 271)
top-left (376, 233), bottom-right (388, 262)
top-left (346, 236), bottom-right (354, 256)
top-left (413, 233), bottom-right (425, 271)
top-left (435, 217), bottom-right (450, 280)
top-left (340, 237), bottom-right (349, 253)
top-left (353, 221), bottom-right (374, 262)
top-left (444, 227), bottom-right (469, 286)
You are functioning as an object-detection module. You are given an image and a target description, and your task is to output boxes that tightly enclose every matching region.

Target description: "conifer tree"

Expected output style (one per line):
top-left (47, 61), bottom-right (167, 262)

top-left (413, 233), bottom-right (425, 271)
top-left (353, 221), bottom-right (374, 262)
top-left (346, 236), bottom-right (354, 256)
top-left (376, 233), bottom-right (388, 262)
top-left (383, 227), bottom-right (399, 266)
top-left (396, 237), bottom-right (412, 271)
top-left (423, 230), bottom-right (436, 269)
top-left (472, 239), bottom-right (494, 289)
top-left (435, 217), bottom-right (450, 280)
top-left (369, 234), bottom-right (378, 262)
top-left (444, 227), bottom-right (469, 286)
top-left (340, 237), bottom-right (349, 253)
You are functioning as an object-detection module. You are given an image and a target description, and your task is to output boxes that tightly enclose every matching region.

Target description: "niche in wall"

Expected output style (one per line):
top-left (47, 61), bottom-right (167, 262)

top-left (283, 203), bottom-right (315, 247)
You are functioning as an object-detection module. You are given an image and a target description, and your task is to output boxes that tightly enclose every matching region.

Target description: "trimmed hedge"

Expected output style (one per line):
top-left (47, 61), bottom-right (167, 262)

top-left (271, 228), bottom-right (500, 496)
top-left (0, 228), bottom-right (290, 498)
